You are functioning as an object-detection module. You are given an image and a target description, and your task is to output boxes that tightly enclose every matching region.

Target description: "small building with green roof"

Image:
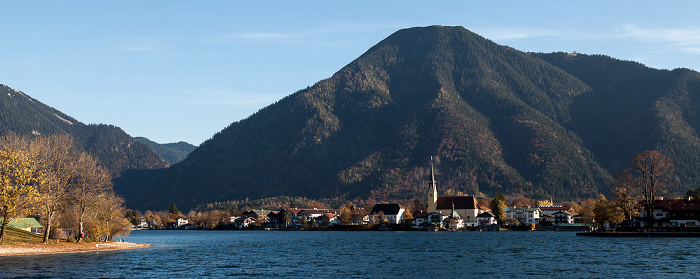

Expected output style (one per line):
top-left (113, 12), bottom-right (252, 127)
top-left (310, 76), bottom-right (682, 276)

top-left (0, 217), bottom-right (43, 234)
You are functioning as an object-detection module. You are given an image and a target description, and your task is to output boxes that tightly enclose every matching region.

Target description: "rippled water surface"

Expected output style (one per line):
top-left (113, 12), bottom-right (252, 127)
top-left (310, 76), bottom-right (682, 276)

top-left (1, 230), bottom-right (699, 278)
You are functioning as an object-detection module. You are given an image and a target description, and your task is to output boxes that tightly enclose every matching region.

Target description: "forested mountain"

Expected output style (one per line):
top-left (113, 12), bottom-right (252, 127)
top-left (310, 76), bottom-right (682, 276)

top-left (110, 26), bottom-right (700, 211)
top-left (135, 137), bottom-right (196, 164)
top-left (0, 84), bottom-right (168, 175)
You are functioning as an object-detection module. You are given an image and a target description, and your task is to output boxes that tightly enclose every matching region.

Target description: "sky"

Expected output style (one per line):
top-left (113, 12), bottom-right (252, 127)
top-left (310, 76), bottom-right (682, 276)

top-left (3, 1), bottom-right (700, 145)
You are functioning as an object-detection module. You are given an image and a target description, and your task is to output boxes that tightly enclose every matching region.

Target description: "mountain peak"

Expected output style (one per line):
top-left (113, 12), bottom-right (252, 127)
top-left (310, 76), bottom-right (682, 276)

top-left (117, 26), bottom-right (700, 211)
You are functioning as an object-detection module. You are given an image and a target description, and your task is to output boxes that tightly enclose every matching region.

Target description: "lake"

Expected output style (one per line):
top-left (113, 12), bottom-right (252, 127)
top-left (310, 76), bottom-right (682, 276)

top-left (1, 230), bottom-right (698, 278)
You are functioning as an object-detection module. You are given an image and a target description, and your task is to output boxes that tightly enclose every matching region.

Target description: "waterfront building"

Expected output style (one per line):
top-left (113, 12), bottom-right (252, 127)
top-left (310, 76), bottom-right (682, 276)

top-left (639, 197), bottom-right (700, 228)
top-left (504, 207), bottom-right (542, 225)
top-left (369, 203), bottom-right (405, 225)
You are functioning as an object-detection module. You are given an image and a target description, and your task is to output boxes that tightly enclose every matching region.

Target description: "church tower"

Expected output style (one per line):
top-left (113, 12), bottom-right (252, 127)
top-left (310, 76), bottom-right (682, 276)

top-left (427, 157), bottom-right (438, 212)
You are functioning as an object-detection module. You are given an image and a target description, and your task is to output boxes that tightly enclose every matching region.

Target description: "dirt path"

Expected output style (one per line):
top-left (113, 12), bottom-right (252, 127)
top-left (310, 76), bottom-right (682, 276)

top-left (0, 241), bottom-right (149, 256)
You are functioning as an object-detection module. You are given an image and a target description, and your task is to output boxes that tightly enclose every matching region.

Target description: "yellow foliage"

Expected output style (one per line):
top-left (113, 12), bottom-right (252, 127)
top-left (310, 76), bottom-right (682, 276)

top-left (0, 150), bottom-right (42, 215)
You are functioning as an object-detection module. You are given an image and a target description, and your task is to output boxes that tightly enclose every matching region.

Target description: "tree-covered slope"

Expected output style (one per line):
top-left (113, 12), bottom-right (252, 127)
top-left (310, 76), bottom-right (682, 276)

top-left (135, 137), bottom-right (195, 165)
top-left (129, 26), bottom-right (636, 210)
top-left (0, 84), bottom-right (168, 176)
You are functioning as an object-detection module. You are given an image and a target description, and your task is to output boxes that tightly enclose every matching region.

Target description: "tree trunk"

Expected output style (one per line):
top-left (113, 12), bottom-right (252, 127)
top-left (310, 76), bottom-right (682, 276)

top-left (42, 211), bottom-right (53, 244)
top-left (0, 213), bottom-right (8, 245)
top-left (78, 220), bottom-right (84, 243)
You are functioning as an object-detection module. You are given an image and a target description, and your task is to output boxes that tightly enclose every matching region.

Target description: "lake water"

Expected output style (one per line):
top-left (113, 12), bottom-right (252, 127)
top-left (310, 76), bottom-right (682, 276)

top-left (1, 230), bottom-right (698, 278)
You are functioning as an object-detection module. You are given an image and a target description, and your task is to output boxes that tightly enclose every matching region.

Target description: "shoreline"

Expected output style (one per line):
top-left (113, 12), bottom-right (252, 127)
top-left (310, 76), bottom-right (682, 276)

top-left (0, 241), bottom-right (150, 256)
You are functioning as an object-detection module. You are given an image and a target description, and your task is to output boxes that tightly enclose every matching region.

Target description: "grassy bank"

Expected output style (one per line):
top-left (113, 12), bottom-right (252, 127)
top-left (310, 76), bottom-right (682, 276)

top-left (2, 227), bottom-right (56, 245)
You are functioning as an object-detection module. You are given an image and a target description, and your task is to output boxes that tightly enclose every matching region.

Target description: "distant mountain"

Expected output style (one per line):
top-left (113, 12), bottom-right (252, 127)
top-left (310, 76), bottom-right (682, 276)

top-left (118, 26), bottom-right (700, 211)
top-left (0, 84), bottom-right (168, 176)
top-left (135, 137), bottom-right (196, 164)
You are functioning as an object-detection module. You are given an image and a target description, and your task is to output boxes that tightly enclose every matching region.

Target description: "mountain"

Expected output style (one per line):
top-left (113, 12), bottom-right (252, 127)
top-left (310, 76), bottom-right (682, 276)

top-left (135, 137), bottom-right (196, 165)
top-left (0, 84), bottom-right (168, 176)
top-left (119, 26), bottom-right (700, 211)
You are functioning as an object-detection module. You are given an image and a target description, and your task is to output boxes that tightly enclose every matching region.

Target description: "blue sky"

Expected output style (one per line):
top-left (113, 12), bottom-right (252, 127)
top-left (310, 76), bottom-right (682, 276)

top-left (3, 1), bottom-right (700, 145)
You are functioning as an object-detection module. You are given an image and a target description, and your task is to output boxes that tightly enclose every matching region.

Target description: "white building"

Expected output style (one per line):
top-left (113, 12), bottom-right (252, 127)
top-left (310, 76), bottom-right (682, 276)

top-left (369, 204), bottom-right (405, 225)
top-left (505, 207), bottom-right (541, 225)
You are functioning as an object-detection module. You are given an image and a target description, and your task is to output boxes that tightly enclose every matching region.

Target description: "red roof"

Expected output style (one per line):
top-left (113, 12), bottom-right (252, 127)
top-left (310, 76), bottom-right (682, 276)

top-left (658, 198), bottom-right (700, 211)
top-left (436, 196), bottom-right (478, 210)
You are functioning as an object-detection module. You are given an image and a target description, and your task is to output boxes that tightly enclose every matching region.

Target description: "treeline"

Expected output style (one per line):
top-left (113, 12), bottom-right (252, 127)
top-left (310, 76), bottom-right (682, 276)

top-left (0, 133), bottom-right (130, 244)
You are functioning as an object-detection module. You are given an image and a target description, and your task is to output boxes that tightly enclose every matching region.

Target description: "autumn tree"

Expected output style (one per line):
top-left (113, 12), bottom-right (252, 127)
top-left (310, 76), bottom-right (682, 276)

top-left (534, 199), bottom-right (553, 207)
top-left (91, 192), bottom-right (131, 241)
top-left (489, 192), bottom-right (506, 221)
top-left (0, 147), bottom-right (42, 244)
top-left (610, 170), bottom-right (639, 222)
top-left (69, 153), bottom-right (111, 242)
top-left (30, 134), bottom-right (79, 243)
top-left (592, 194), bottom-right (624, 229)
top-left (628, 150), bottom-right (675, 230)
top-left (402, 208), bottom-right (413, 225)
top-left (0, 134), bottom-right (44, 244)
top-left (578, 198), bottom-right (596, 224)
top-left (339, 207), bottom-right (352, 225)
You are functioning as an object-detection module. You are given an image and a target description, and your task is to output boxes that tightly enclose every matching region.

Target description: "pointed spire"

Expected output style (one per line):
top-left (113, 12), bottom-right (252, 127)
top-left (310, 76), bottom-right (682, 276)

top-left (430, 156), bottom-right (436, 188)
top-left (427, 156), bottom-right (438, 212)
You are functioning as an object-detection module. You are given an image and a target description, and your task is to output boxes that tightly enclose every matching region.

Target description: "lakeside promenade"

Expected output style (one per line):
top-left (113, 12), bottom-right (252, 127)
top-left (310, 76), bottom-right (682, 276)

top-left (0, 242), bottom-right (149, 256)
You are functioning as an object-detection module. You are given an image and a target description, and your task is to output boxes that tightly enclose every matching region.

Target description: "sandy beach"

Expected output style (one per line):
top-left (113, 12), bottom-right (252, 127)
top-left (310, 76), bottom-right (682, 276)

top-left (0, 241), bottom-right (149, 256)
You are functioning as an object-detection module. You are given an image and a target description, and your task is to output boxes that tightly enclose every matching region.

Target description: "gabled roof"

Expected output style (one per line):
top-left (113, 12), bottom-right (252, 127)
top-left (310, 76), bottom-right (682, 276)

top-left (298, 208), bottom-right (339, 215)
top-left (317, 213), bottom-right (336, 220)
top-left (658, 198), bottom-right (700, 211)
top-left (436, 196), bottom-right (478, 210)
top-left (0, 218), bottom-right (42, 228)
top-left (412, 210), bottom-right (430, 218)
top-left (506, 207), bottom-right (541, 212)
top-left (370, 204), bottom-right (403, 215)
top-left (553, 210), bottom-right (573, 216)
top-left (477, 211), bottom-right (496, 218)
top-left (540, 206), bottom-right (571, 211)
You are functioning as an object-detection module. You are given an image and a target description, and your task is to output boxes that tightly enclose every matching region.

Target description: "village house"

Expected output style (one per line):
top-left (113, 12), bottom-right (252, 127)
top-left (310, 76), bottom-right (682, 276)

top-left (369, 203), bottom-right (405, 225)
top-left (540, 206), bottom-right (574, 216)
top-left (476, 211), bottom-right (497, 225)
top-left (426, 212), bottom-right (450, 229)
top-left (442, 206), bottom-right (465, 230)
top-left (233, 216), bottom-right (257, 229)
top-left (411, 210), bottom-right (430, 228)
top-left (297, 208), bottom-right (340, 224)
top-left (552, 211), bottom-right (575, 225)
top-left (505, 207), bottom-right (542, 225)
top-left (315, 213), bottom-right (340, 227)
top-left (177, 217), bottom-right (189, 227)
top-left (639, 197), bottom-right (700, 228)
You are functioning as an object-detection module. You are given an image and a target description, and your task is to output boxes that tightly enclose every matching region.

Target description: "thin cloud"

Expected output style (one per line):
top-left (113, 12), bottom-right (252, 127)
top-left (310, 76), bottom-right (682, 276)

top-left (618, 25), bottom-right (700, 45)
top-left (681, 47), bottom-right (700, 55)
top-left (472, 27), bottom-right (561, 41)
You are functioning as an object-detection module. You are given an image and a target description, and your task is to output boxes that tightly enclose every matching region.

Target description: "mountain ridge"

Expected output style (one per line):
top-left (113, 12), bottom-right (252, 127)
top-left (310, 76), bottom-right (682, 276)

top-left (134, 137), bottom-right (196, 165)
top-left (0, 84), bottom-right (168, 176)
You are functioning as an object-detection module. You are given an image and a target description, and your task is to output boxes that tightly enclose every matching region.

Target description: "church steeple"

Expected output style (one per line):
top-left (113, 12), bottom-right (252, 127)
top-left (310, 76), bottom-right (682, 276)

top-left (427, 156), bottom-right (438, 212)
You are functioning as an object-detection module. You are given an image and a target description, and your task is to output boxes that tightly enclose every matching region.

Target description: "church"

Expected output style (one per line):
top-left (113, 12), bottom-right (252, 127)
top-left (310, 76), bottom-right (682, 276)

top-left (426, 159), bottom-right (485, 227)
